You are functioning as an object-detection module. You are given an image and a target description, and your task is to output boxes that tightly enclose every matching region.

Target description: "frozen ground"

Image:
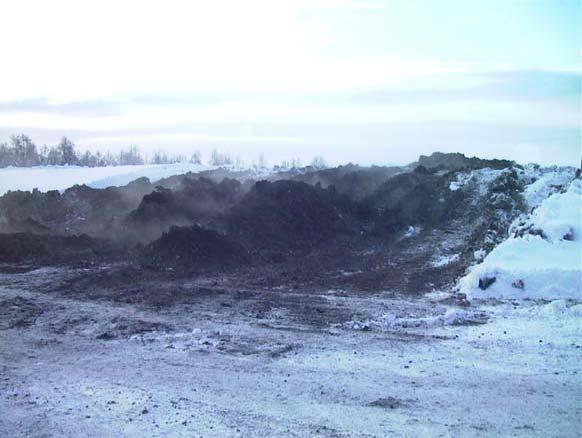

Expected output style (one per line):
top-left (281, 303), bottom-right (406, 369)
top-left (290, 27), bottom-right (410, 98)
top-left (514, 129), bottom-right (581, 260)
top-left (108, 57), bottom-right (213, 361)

top-left (0, 267), bottom-right (580, 437)
top-left (0, 164), bottom-right (212, 195)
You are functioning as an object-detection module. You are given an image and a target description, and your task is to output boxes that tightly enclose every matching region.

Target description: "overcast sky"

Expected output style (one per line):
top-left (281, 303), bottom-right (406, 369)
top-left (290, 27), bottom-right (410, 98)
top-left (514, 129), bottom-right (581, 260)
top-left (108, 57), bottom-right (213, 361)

top-left (0, 0), bottom-right (579, 166)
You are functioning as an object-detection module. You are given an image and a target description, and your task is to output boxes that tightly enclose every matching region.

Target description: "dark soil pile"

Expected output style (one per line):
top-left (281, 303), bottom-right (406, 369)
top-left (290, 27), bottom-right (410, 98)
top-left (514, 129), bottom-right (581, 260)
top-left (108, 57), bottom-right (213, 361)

top-left (60, 179), bottom-right (153, 235)
top-left (0, 189), bottom-right (65, 232)
top-left (365, 168), bottom-right (465, 233)
top-left (125, 177), bottom-right (245, 243)
top-left (227, 180), bottom-right (359, 253)
top-left (139, 225), bottom-right (249, 272)
top-left (0, 153), bottom-right (532, 293)
top-left (291, 164), bottom-right (402, 200)
top-left (0, 178), bottom-right (152, 237)
top-left (415, 152), bottom-right (514, 171)
top-left (0, 232), bottom-right (121, 264)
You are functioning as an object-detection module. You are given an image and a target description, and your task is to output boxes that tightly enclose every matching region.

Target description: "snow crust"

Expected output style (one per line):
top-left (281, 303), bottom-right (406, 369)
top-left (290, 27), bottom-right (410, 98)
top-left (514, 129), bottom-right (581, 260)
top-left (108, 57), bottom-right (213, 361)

top-left (509, 299), bottom-right (582, 319)
top-left (461, 177), bottom-right (582, 301)
top-left (343, 307), bottom-right (488, 331)
top-left (448, 167), bottom-right (504, 195)
top-left (521, 166), bottom-right (576, 210)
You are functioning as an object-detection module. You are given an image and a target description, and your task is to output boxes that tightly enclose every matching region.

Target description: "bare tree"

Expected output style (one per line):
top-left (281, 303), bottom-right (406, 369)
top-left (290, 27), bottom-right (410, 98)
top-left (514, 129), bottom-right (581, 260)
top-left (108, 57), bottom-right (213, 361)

top-left (58, 137), bottom-right (78, 165)
top-left (311, 155), bottom-right (327, 169)
top-left (119, 145), bottom-right (144, 165)
top-left (254, 153), bottom-right (267, 169)
top-left (291, 157), bottom-right (302, 169)
top-left (190, 150), bottom-right (202, 164)
top-left (209, 149), bottom-right (233, 166)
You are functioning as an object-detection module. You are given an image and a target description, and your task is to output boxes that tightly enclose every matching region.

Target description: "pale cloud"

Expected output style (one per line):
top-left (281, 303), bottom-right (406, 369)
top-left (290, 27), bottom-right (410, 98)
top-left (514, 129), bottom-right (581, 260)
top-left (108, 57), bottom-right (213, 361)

top-left (0, 97), bottom-right (576, 130)
top-left (0, 0), bottom-right (466, 102)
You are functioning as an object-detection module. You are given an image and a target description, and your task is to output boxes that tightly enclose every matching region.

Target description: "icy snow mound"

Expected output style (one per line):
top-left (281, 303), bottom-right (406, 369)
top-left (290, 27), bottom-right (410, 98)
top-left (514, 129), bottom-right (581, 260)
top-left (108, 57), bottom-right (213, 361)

top-left (522, 166), bottom-right (576, 210)
top-left (343, 308), bottom-right (488, 331)
top-left (517, 300), bottom-right (582, 319)
top-left (461, 178), bottom-right (582, 301)
top-left (0, 163), bottom-right (211, 195)
top-left (448, 167), bottom-right (505, 195)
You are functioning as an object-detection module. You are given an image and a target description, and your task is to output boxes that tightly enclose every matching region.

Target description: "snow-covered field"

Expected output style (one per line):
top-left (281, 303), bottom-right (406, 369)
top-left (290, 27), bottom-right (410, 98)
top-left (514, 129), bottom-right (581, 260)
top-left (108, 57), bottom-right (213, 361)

top-left (0, 269), bottom-right (580, 438)
top-left (0, 164), bottom-right (213, 195)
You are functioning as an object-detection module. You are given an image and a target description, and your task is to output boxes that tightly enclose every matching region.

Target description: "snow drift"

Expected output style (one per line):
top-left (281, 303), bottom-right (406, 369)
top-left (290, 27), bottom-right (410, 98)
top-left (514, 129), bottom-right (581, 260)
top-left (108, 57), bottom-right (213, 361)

top-left (461, 177), bottom-right (581, 300)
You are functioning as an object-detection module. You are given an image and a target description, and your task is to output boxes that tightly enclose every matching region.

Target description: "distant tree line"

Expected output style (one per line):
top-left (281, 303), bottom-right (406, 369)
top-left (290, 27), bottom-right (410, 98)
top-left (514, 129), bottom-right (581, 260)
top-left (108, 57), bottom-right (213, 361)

top-left (0, 134), bottom-right (327, 170)
top-left (207, 150), bottom-right (326, 171)
top-left (0, 135), bottom-right (202, 168)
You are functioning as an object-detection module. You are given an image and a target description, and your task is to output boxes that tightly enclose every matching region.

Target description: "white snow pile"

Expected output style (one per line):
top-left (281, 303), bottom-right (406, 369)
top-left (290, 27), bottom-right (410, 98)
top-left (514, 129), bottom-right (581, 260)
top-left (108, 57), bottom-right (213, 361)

top-left (508, 300), bottom-right (582, 320)
top-left (449, 165), bottom-right (575, 209)
top-left (342, 308), bottom-right (488, 331)
top-left (448, 167), bottom-right (505, 195)
top-left (460, 177), bottom-right (582, 301)
top-left (521, 166), bottom-right (576, 210)
top-left (0, 163), bottom-right (213, 195)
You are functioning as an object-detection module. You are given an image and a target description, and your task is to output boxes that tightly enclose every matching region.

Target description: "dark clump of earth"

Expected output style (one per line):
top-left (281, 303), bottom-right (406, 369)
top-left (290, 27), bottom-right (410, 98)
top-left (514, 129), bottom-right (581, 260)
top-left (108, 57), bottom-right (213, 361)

top-left (96, 316), bottom-right (173, 340)
top-left (479, 276), bottom-right (497, 290)
top-left (367, 397), bottom-right (404, 409)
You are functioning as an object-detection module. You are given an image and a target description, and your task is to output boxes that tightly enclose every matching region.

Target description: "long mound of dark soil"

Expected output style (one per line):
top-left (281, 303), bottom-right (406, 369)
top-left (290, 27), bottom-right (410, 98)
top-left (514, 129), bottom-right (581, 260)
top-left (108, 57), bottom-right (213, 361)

top-left (139, 225), bottom-right (249, 272)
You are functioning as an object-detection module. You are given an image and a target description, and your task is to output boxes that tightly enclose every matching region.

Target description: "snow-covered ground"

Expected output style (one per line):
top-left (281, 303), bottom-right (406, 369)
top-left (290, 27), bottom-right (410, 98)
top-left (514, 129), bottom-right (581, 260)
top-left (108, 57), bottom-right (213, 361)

top-left (0, 268), bottom-right (579, 438)
top-left (461, 176), bottom-right (581, 301)
top-left (0, 163), bottom-right (213, 195)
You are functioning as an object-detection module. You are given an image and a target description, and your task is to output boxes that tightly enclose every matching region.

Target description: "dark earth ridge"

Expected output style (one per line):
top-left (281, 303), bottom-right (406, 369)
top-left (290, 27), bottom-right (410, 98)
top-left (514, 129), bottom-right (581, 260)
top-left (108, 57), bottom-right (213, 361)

top-left (0, 152), bottom-right (546, 294)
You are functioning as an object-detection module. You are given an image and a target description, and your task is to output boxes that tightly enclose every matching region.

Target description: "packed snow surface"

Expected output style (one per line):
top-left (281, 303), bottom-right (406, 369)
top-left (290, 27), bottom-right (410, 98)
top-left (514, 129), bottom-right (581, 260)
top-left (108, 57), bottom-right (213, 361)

top-left (522, 166), bottom-right (576, 210)
top-left (0, 163), bottom-right (212, 195)
top-left (461, 177), bottom-right (582, 301)
top-left (448, 167), bottom-right (504, 195)
top-left (1, 270), bottom-right (580, 438)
